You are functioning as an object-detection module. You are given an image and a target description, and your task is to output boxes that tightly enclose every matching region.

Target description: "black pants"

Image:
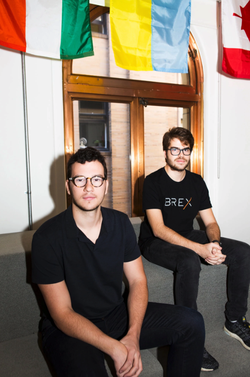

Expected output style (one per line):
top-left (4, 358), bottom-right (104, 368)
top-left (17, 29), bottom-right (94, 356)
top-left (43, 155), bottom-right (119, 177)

top-left (141, 230), bottom-right (250, 321)
top-left (42, 301), bottom-right (204, 377)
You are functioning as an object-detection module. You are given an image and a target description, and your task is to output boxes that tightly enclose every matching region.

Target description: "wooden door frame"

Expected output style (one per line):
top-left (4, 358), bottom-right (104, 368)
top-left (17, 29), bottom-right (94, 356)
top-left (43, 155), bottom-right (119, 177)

top-left (63, 6), bottom-right (204, 216)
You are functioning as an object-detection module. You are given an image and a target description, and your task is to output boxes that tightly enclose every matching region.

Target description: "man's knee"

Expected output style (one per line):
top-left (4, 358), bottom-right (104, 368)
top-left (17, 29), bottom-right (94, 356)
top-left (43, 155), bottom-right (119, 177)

top-left (177, 249), bottom-right (201, 274)
top-left (182, 307), bottom-right (205, 342)
top-left (223, 238), bottom-right (250, 266)
top-left (174, 306), bottom-right (205, 344)
top-left (238, 242), bottom-right (250, 271)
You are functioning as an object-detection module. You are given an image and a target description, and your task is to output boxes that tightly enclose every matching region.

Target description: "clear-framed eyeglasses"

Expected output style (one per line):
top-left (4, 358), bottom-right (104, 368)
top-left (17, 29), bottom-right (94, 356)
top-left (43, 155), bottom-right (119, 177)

top-left (68, 175), bottom-right (106, 188)
top-left (168, 147), bottom-right (191, 156)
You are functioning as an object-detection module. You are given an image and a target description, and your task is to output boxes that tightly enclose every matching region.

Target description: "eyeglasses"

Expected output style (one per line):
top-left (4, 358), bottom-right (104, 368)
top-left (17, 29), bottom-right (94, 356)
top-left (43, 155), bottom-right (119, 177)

top-left (68, 175), bottom-right (106, 188)
top-left (168, 147), bottom-right (191, 156)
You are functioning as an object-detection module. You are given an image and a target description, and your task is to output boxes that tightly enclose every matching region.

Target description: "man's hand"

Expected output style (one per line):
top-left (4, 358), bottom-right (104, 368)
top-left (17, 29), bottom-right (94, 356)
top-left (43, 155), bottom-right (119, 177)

top-left (199, 242), bottom-right (226, 265)
top-left (116, 334), bottom-right (142, 377)
top-left (112, 341), bottom-right (129, 377)
top-left (205, 244), bottom-right (226, 265)
top-left (198, 208), bottom-right (226, 265)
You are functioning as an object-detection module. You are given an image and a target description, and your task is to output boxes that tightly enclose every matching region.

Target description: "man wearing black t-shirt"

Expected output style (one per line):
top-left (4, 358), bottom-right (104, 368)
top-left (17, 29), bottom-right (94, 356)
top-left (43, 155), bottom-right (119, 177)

top-left (139, 127), bottom-right (250, 372)
top-left (32, 147), bottom-right (205, 377)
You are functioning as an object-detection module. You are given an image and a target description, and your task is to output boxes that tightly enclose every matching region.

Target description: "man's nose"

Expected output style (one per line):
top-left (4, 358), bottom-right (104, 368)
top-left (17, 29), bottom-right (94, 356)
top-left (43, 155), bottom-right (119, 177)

top-left (84, 178), bottom-right (93, 191)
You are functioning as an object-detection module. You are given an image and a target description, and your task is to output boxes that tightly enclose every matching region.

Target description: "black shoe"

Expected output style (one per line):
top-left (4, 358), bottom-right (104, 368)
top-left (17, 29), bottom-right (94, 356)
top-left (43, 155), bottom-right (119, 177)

top-left (201, 348), bottom-right (219, 372)
top-left (224, 316), bottom-right (250, 350)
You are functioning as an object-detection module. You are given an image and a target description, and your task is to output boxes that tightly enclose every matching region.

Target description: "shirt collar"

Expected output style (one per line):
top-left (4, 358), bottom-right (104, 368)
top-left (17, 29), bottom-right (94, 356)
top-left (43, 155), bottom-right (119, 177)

top-left (65, 205), bottom-right (78, 238)
top-left (65, 205), bottom-right (112, 239)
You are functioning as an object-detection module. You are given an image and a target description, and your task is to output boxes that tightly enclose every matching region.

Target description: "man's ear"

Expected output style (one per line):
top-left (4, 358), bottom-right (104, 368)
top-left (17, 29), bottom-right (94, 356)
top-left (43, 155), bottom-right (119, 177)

top-left (65, 180), bottom-right (71, 196)
top-left (105, 179), bottom-right (109, 195)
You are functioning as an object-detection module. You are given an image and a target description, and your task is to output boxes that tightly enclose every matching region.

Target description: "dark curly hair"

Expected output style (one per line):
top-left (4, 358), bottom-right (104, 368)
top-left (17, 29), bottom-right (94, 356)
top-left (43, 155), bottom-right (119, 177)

top-left (67, 147), bottom-right (107, 180)
top-left (162, 127), bottom-right (194, 152)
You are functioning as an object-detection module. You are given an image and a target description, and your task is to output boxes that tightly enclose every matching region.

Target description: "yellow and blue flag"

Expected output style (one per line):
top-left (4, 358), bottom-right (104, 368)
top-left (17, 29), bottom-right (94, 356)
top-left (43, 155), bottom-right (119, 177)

top-left (110, 0), bottom-right (191, 73)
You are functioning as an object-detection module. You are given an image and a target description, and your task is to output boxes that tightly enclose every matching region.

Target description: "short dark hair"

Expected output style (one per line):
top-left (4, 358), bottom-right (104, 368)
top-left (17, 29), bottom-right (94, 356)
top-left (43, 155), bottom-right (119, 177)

top-left (67, 147), bottom-right (107, 180)
top-left (162, 127), bottom-right (194, 152)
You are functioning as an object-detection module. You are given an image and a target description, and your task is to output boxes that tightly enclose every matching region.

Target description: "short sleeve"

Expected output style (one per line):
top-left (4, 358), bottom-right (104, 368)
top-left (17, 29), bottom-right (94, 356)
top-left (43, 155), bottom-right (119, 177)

top-left (32, 232), bottom-right (64, 284)
top-left (123, 215), bottom-right (141, 262)
top-left (199, 178), bottom-right (212, 211)
top-left (143, 175), bottom-right (162, 211)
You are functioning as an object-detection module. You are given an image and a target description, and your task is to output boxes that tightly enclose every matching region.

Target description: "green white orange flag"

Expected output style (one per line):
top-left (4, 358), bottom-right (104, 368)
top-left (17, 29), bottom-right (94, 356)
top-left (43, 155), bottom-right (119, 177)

top-left (0, 0), bottom-right (93, 60)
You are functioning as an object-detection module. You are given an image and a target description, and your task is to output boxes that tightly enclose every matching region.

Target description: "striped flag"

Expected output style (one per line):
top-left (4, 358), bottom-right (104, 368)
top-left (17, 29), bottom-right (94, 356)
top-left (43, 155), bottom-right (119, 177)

top-left (0, 0), bottom-right (93, 60)
top-left (222, 0), bottom-right (250, 79)
top-left (110, 0), bottom-right (191, 73)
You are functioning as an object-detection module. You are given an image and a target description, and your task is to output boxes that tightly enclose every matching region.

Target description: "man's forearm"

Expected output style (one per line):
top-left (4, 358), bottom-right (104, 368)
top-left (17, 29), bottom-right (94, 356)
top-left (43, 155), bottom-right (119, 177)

top-left (118, 280), bottom-right (147, 377)
top-left (53, 307), bottom-right (132, 375)
top-left (205, 222), bottom-right (221, 243)
top-left (147, 209), bottom-right (222, 260)
top-left (153, 223), bottom-right (223, 260)
top-left (154, 223), bottom-right (203, 255)
top-left (126, 280), bottom-right (148, 339)
top-left (53, 307), bottom-right (120, 356)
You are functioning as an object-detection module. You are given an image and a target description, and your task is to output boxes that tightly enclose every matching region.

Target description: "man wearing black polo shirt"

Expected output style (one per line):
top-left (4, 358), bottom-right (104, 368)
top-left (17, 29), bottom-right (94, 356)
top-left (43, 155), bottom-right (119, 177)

top-left (139, 127), bottom-right (250, 372)
top-left (32, 147), bottom-right (204, 377)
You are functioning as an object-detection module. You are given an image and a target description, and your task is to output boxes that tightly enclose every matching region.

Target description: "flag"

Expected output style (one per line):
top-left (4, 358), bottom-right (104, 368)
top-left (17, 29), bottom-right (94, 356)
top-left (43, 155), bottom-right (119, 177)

top-left (222, 0), bottom-right (250, 79)
top-left (0, 0), bottom-right (93, 60)
top-left (110, 0), bottom-right (191, 73)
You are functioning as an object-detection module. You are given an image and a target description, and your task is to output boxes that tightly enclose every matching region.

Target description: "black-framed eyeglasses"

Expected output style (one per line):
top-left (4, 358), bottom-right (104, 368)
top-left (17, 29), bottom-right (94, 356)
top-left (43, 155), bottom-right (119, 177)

top-left (68, 175), bottom-right (106, 188)
top-left (168, 147), bottom-right (191, 156)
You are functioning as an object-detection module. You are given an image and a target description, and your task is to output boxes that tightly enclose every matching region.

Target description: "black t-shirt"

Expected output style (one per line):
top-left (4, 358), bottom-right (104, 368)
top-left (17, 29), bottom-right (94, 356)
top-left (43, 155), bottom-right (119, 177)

top-left (32, 205), bottom-right (141, 320)
top-left (139, 168), bottom-right (212, 246)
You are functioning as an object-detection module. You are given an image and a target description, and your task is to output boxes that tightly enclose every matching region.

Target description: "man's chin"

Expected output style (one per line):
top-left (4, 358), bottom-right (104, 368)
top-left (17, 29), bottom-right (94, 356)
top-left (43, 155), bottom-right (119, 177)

top-left (166, 157), bottom-right (189, 172)
top-left (169, 164), bottom-right (188, 172)
top-left (73, 200), bottom-right (100, 212)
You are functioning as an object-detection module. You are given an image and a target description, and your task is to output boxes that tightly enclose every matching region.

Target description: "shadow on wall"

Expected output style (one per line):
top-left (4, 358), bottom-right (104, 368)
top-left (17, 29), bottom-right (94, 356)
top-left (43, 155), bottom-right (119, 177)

top-left (24, 154), bottom-right (67, 232)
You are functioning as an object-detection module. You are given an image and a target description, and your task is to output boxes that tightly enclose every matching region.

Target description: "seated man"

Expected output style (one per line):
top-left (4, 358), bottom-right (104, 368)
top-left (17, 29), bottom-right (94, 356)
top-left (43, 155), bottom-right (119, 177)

top-left (32, 147), bottom-right (204, 377)
top-left (139, 126), bottom-right (250, 372)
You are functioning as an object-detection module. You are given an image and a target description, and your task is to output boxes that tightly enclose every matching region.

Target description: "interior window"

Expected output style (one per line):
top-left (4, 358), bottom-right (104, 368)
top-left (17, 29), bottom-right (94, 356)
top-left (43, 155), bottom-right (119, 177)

top-left (74, 101), bottom-right (110, 151)
top-left (91, 14), bottom-right (107, 35)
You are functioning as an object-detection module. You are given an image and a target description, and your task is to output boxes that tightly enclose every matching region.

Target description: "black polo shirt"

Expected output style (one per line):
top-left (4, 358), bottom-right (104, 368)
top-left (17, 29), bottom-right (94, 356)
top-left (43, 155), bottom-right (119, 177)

top-left (32, 205), bottom-right (141, 320)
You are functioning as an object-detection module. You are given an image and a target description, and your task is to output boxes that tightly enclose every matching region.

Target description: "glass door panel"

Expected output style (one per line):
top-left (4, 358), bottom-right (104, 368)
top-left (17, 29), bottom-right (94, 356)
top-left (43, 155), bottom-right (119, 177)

top-left (73, 100), bottom-right (132, 216)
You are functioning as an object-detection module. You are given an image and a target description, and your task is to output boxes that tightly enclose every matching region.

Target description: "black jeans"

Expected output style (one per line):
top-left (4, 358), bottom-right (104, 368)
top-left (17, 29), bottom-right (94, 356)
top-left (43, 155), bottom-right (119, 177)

top-left (141, 230), bottom-right (250, 321)
top-left (42, 301), bottom-right (204, 377)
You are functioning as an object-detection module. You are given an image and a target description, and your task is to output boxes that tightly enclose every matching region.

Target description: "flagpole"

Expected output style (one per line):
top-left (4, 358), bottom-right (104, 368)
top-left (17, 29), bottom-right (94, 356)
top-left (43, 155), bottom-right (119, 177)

top-left (217, 0), bottom-right (222, 180)
top-left (21, 52), bottom-right (33, 230)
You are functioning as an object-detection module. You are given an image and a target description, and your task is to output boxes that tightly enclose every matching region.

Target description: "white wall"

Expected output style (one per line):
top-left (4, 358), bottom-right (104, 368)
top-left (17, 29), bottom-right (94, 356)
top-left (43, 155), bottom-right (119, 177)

top-left (192, 0), bottom-right (250, 243)
top-left (0, 48), bottom-right (66, 234)
top-left (218, 75), bottom-right (250, 242)
top-left (191, 0), bottom-right (221, 211)
top-left (1, 0), bottom-right (250, 242)
top-left (0, 48), bottom-right (29, 233)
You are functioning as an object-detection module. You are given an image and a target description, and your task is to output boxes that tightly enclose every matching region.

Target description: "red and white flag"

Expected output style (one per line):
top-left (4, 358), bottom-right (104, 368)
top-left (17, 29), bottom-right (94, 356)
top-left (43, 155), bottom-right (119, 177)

top-left (222, 0), bottom-right (250, 79)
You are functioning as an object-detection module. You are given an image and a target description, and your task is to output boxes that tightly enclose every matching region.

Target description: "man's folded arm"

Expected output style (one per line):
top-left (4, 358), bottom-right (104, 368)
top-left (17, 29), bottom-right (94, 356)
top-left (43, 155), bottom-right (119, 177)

top-left (38, 281), bottom-right (127, 366)
top-left (146, 208), bottom-right (222, 261)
